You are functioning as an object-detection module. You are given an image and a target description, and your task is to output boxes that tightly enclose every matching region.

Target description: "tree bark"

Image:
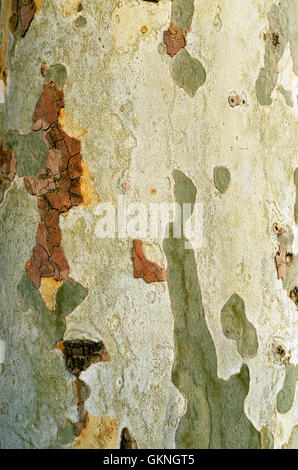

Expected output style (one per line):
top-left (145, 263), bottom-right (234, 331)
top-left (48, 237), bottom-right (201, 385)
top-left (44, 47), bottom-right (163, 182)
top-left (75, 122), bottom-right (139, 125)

top-left (0, 0), bottom-right (297, 449)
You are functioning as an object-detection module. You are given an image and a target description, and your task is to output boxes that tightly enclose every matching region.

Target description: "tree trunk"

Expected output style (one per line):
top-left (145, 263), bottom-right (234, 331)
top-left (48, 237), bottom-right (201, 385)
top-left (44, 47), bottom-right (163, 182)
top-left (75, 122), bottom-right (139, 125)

top-left (0, 0), bottom-right (297, 449)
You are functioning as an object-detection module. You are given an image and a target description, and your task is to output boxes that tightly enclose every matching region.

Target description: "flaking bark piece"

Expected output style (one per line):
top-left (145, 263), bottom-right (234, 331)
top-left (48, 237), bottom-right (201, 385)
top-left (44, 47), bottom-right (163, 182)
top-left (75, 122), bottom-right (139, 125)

top-left (120, 428), bottom-right (138, 449)
top-left (132, 239), bottom-right (166, 283)
top-left (163, 23), bottom-right (186, 57)
top-left (56, 339), bottom-right (110, 376)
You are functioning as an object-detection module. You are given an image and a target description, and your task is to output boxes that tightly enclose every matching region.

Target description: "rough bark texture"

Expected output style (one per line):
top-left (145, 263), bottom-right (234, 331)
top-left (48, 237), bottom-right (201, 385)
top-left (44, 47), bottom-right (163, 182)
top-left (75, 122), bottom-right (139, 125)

top-left (0, 0), bottom-right (297, 449)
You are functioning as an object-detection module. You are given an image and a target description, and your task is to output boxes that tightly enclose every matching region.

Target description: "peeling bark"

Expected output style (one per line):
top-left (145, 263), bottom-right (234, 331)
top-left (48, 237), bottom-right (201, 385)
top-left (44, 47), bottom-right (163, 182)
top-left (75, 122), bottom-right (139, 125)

top-left (132, 239), bottom-right (167, 284)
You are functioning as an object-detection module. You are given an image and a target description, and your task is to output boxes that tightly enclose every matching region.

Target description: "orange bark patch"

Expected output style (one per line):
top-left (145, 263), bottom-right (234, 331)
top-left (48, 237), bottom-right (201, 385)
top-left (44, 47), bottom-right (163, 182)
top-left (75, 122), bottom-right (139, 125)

top-left (80, 160), bottom-right (99, 207)
top-left (39, 277), bottom-right (63, 310)
top-left (132, 239), bottom-right (166, 283)
top-left (34, 0), bottom-right (44, 12)
top-left (75, 415), bottom-right (119, 449)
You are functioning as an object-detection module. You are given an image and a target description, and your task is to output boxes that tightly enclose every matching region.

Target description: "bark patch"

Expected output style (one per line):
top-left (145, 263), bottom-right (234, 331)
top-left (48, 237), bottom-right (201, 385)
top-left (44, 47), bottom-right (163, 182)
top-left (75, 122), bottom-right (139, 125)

top-left (163, 169), bottom-right (261, 448)
top-left (255, 1), bottom-right (298, 106)
top-left (163, 23), bottom-right (186, 57)
top-left (18, 76), bottom-right (86, 289)
top-left (132, 239), bottom-right (166, 283)
top-left (120, 428), bottom-right (138, 449)
top-left (10, 0), bottom-right (36, 37)
top-left (221, 293), bottom-right (259, 358)
top-left (163, 0), bottom-right (206, 95)
top-left (0, 142), bottom-right (17, 202)
top-left (213, 166), bottom-right (231, 194)
top-left (56, 339), bottom-right (110, 376)
top-left (276, 363), bottom-right (298, 414)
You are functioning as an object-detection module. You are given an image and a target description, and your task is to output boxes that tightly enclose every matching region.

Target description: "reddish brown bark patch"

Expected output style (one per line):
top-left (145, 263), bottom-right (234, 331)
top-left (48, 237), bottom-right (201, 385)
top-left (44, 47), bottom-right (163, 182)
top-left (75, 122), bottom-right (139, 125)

top-left (0, 142), bottom-right (17, 183)
top-left (0, 141), bottom-right (17, 201)
top-left (73, 378), bottom-right (90, 436)
top-left (24, 80), bottom-right (84, 288)
top-left (10, 0), bottom-right (36, 37)
top-left (163, 23), bottom-right (186, 57)
top-left (132, 239), bottom-right (166, 283)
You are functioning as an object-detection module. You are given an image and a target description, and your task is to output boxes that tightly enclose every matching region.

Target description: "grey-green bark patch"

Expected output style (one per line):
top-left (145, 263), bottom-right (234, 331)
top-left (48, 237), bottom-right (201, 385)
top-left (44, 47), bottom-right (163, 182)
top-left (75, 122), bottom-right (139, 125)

top-left (282, 250), bottom-right (298, 304)
top-left (17, 274), bottom-right (66, 347)
top-left (221, 294), bottom-right (258, 358)
top-left (163, 170), bottom-right (260, 449)
top-left (256, 1), bottom-right (298, 106)
top-left (0, 180), bottom-right (10, 203)
top-left (278, 85), bottom-right (294, 107)
top-left (171, 0), bottom-right (194, 31)
top-left (44, 64), bottom-right (67, 89)
top-left (276, 363), bottom-right (297, 414)
top-left (255, 4), bottom-right (287, 106)
top-left (260, 426), bottom-right (274, 449)
top-left (170, 49), bottom-right (206, 97)
top-left (4, 130), bottom-right (47, 178)
top-left (294, 168), bottom-right (298, 225)
top-left (75, 16), bottom-right (87, 28)
top-left (55, 278), bottom-right (89, 317)
top-left (57, 418), bottom-right (77, 445)
top-left (285, 425), bottom-right (298, 449)
top-left (172, 168), bottom-right (197, 209)
top-left (287, 0), bottom-right (298, 75)
top-left (17, 275), bottom-right (89, 346)
top-left (213, 166), bottom-right (231, 194)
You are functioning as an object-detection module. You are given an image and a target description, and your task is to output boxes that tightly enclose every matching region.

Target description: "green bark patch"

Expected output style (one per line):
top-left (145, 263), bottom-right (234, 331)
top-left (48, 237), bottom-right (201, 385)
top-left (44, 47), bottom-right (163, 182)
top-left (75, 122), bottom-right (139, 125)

top-left (163, 170), bottom-right (260, 449)
top-left (276, 363), bottom-right (297, 414)
top-left (75, 16), bottom-right (87, 28)
top-left (260, 426), bottom-right (274, 449)
top-left (0, 180), bottom-right (10, 203)
top-left (278, 85), bottom-right (294, 107)
top-left (221, 294), bottom-right (259, 358)
top-left (213, 166), bottom-right (231, 194)
top-left (294, 168), bottom-right (298, 225)
top-left (287, 0), bottom-right (298, 75)
top-left (170, 49), bottom-right (206, 97)
top-left (165, 0), bottom-right (206, 96)
top-left (286, 425), bottom-right (298, 449)
top-left (44, 64), bottom-right (68, 89)
top-left (256, 1), bottom-right (298, 106)
top-left (17, 274), bottom-right (89, 346)
top-left (57, 418), bottom-right (77, 445)
top-left (55, 278), bottom-right (89, 317)
top-left (17, 273), bottom-right (66, 347)
top-left (4, 130), bottom-right (47, 178)
top-left (171, 0), bottom-right (195, 31)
